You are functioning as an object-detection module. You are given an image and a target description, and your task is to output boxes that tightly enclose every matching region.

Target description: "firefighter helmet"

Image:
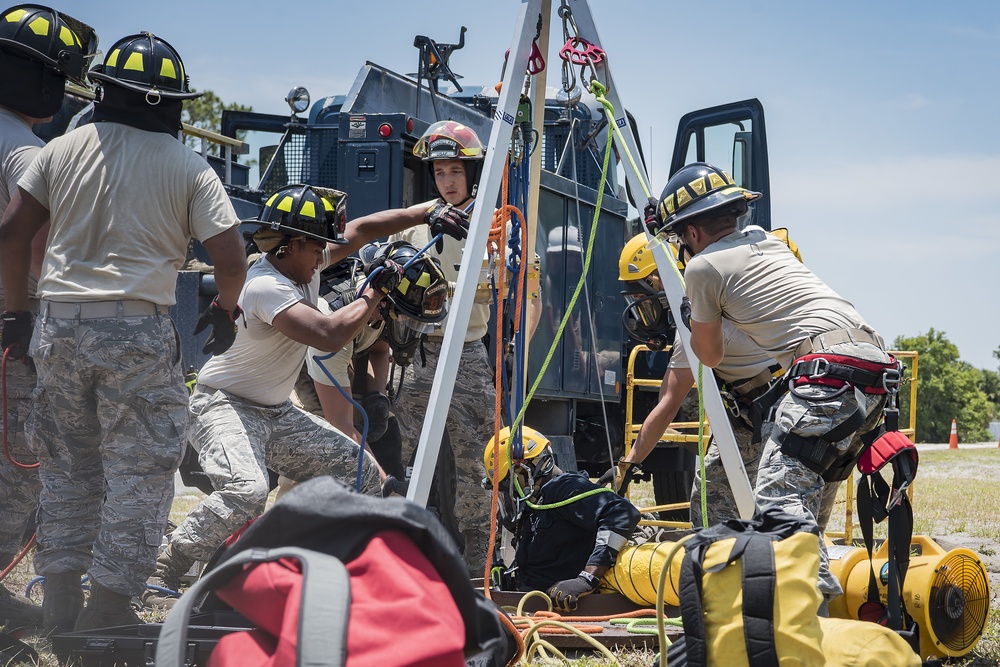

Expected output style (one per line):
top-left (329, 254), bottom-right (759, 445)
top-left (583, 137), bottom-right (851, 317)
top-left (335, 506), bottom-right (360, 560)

top-left (619, 234), bottom-right (674, 350)
top-left (656, 162), bottom-right (761, 233)
top-left (483, 426), bottom-right (553, 486)
top-left (89, 32), bottom-right (201, 101)
top-left (0, 4), bottom-right (97, 84)
top-left (413, 120), bottom-right (485, 161)
top-left (247, 184), bottom-right (348, 246)
top-left (367, 240), bottom-right (448, 323)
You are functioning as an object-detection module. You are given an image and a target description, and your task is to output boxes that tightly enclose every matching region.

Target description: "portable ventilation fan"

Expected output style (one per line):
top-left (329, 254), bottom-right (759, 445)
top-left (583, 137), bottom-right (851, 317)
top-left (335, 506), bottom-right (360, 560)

top-left (828, 535), bottom-right (990, 658)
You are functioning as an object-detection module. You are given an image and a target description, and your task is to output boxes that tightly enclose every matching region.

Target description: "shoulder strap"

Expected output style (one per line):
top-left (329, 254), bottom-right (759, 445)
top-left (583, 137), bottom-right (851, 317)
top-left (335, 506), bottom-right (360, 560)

top-left (156, 546), bottom-right (351, 667)
top-left (740, 536), bottom-right (779, 667)
top-left (678, 545), bottom-right (709, 666)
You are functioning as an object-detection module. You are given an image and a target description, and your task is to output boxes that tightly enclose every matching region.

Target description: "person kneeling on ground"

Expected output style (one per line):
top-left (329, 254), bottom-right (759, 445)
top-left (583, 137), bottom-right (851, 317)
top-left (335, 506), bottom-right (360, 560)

top-left (484, 426), bottom-right (640, 611)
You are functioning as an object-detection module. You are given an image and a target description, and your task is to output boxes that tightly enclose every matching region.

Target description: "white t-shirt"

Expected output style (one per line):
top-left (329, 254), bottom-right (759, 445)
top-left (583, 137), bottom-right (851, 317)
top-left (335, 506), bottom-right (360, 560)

top-left (0, 107), bottom-right (43, 301)
top-left (669, 321), bottom-right (775, 384)
top-left (685, 228), bottom-right (867, 368)
top-left (198, 250), bottom-right (330, 406)
top-left (18, 122), bottom-right (238, 305)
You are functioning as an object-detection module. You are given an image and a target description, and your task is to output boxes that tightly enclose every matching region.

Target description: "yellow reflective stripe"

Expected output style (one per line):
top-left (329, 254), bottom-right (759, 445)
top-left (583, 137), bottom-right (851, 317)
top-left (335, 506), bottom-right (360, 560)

top-left (106, 49), bottom-right (120, 68)
top-left (322, 197), bottom-right (335, 211)
top-left (123, 52), bottom-right (144, 72)
top-left (58, 25), bottom-right (76, 47)
top-left (265, 192), bottom-right (279, 207)
top-left (159, 58), bottom-right (177, 79)
top-left (28, 16), bottom-right (49, 36)
top-left (688, 176), bottom-right (707, 197)
top-left (4, 9), bottom-right (27, 22)
top-left (398, 277), bottom-right (411, 294)
top-left (416, 272), bottom-right (431, 288)
top-left (276, 196), bottom-right (294, 213)
top-left (675, 188), bottom-right (691, 208)
top-left (707, 172), bottom-right (727, 189)
top-left (299, 201), bottom-right (316, 219)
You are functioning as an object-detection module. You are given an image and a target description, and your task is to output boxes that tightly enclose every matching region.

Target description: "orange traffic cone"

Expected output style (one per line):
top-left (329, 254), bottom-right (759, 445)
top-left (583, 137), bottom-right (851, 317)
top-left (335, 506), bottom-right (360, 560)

top-left (948, 419), bottom-right (958, 449)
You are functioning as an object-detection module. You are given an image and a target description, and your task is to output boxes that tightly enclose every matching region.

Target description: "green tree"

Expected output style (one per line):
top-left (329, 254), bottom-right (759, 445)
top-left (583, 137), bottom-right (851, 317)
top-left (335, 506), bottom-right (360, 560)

top-left (181, 89), bottom-right (252, 156)
top-left (893, 329), bottom-right (995, 442)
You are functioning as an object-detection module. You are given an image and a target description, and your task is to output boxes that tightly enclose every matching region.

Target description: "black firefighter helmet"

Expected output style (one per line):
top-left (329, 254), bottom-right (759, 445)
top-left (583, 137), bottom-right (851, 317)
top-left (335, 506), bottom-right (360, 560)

top-left (89, 31), bottom-right (200, 102)
top-left (655, 162), bottom-right (761, 234)
top-left (245, 184), bottom-right (349, 252)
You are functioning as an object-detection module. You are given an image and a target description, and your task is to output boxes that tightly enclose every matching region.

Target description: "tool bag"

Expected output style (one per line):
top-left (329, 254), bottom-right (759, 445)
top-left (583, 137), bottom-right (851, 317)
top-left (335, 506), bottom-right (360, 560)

top-left (157, 476), bottom-right (517, 667)
top-left (669, 506), bottom-right (826, 667)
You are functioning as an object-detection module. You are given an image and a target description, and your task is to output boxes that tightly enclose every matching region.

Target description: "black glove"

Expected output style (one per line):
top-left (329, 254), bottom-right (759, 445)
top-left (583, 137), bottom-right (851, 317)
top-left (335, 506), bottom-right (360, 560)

top-left (193, 299), bottom-right (242, 356)
top-left (381, 475), bottom-right (409, 498)
top-left (547, 572), bottom-right (599, 611)
top-left (425, 200), bottom-right (469, 252)
top-left (1, 311), bottom-right (33, 362)
top-left (643, 196), bottom-right (659, 232)
top-left (679, 296), bottom-right (692, 330)
top-left (361, 391), bottom-right (391, 441)
top-left (367, 259), bottom-right (403, 296)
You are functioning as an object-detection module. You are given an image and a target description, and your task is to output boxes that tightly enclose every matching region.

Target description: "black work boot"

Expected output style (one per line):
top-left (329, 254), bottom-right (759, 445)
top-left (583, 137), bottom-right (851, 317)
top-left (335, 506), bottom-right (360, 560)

top-left (0, 551), bottom-right (42, 629)
top-left (74, 581), bottom-right (141, 631)
top-left (41, 571), bottom-right (85, 635)
top-left (141, 542), bottom-right (194, 610)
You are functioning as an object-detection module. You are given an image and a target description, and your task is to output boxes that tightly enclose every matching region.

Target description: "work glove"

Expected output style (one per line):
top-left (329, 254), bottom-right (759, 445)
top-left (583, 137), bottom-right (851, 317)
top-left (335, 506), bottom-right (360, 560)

top-left (425, 200), bottom-right (469, 252)
top-left (597, 459), bottom-right (639, 495)
top-left (643, 196), bottom-right (659, 232)
top-left (0, 311), bottom-right (33, 362)
top-left (679, 296), bottom-right (692, 331)
top-left (361, 391), bottom-right (391, 441)
top-left (547, 572), bottom-right (600, 611)
top-left (193, 299), bottom-right (242, 356)
top-left (366, 259), bottom-right (403, 297)
top-left (381, 475), bottom-right (409, 498)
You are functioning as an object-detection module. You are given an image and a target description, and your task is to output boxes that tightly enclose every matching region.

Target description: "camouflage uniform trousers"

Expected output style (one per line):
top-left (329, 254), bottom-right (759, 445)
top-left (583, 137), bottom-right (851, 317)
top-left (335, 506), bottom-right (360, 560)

top-left (0, 356), bottom-right (40, 559)
top-left (26, 313), bottom-right (188, 598)
top-left (394, 339), bottom-right (495, 574)
top-left (168, 386), bottom-right (381, 562)
top-left (754, 340), bottom-right (889, 600)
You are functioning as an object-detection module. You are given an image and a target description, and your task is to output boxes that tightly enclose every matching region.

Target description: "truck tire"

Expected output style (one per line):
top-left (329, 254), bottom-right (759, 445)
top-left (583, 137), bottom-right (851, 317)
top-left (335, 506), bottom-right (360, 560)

top-left (651, 469), bottom-right (694, 523)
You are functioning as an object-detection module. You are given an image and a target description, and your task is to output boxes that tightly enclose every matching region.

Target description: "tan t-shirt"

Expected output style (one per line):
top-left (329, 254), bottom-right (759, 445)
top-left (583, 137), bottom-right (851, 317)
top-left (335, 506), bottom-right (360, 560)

top-left (0, 107), bottom-right (44, 302)
top-left (18, 122), bottom-right (238, 305)
top-left (390, 218), bottom-right (489, 343)
top-left (669, 320), bottom-right (776, 384)
top-left (685, 228), bottom-right (867, 368)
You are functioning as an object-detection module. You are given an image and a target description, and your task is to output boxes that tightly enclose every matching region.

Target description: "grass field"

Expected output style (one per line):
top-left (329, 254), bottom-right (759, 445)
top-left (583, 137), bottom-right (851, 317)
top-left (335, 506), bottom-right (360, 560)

top-left (4, 447), bottom-right (998, 665)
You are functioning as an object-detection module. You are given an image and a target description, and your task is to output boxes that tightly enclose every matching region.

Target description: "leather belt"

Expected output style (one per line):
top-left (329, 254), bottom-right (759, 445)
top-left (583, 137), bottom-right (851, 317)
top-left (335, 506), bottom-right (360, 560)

top-left (793, 328), bottom-right (885, 359)
top-left (42, 299), bottom-right (167, 320)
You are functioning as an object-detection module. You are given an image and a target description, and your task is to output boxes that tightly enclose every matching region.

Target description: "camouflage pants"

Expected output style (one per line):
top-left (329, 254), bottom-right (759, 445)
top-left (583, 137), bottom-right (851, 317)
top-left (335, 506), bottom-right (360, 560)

top-left (27, 314), bottom-right (188, 598)
top-left (689, 419), bottom-right (767, 528)
top-left (0, 357), bottom-right (40, 558)
top-left (754, 341), bottom-right (889, 599)
top-left (394, 340), bottom-right (495, 574)
top-left (169, 386), bottom-right (381, 562)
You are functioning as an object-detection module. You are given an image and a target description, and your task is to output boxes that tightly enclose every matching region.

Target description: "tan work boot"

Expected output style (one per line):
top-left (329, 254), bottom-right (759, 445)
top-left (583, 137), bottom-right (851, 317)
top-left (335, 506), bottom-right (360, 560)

top-left (74, 581), bottom-right (141, 631)
top-left (141, 542), bottom-right (194, 610)
top-left (41, 571), bottom-right (85, 635)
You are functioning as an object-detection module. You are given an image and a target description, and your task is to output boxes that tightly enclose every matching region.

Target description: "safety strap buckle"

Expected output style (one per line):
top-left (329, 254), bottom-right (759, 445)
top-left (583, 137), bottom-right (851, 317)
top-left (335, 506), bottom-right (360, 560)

top-left (886, 481), bottom-right (911, 512)
top-left (882, 366), bottom-right (902, 394)
top-left (800, 357), bottom-right (830, 378)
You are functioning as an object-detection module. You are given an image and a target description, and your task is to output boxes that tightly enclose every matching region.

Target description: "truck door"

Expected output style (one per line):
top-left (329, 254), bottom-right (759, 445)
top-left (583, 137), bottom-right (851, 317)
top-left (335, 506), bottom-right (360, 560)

top-left (669, 98), bottom-right (771, 230)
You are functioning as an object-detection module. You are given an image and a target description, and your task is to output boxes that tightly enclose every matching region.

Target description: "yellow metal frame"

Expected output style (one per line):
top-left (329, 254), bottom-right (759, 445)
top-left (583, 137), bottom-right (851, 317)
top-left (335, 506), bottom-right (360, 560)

top-left (625, 344), bottom-right (707, 529)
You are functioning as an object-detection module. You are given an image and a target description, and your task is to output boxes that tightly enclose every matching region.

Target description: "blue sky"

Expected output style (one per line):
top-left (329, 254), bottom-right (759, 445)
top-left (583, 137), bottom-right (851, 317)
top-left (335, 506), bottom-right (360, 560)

top-left (64, 0), bottom-right (1000, 369)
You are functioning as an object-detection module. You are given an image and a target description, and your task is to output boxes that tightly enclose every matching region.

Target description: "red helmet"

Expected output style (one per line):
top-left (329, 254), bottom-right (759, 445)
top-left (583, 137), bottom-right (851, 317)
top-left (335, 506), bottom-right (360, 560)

top-left (413, 120), bottom-right (484, 161)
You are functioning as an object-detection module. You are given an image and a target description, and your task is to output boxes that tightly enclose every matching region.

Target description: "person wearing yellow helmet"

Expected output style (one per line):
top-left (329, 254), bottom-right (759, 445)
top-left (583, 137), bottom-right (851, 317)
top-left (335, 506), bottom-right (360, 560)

top-left (484, 426), bottom-right (640, 611)
top-left (655, 161), bottom-right (897, 612)
top-left (605, 234), bottom-right (784, 530)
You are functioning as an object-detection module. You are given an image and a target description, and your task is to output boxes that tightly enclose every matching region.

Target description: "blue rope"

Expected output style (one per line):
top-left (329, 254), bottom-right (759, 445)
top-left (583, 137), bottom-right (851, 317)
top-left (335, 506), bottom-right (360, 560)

top-left (311, 352), bottom-right (369, 492)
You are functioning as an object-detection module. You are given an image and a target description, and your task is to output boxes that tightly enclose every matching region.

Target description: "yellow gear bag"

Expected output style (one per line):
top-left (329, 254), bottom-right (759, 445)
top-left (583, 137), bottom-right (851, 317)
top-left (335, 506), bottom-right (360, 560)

top-left (817, 617), bottom-right (921, 667)
top-left (675, 506), bottom-right (825, 666)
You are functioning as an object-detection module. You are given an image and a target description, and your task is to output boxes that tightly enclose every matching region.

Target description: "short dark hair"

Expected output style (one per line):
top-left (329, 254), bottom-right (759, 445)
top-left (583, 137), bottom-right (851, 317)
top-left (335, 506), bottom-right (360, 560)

top-left (685, 199), bottom-right (747, 236)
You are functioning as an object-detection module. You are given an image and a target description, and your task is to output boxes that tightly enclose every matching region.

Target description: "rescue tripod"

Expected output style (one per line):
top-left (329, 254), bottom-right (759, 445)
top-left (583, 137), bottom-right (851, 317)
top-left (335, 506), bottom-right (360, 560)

top-left (406, 0), bottom-right (755, 529)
